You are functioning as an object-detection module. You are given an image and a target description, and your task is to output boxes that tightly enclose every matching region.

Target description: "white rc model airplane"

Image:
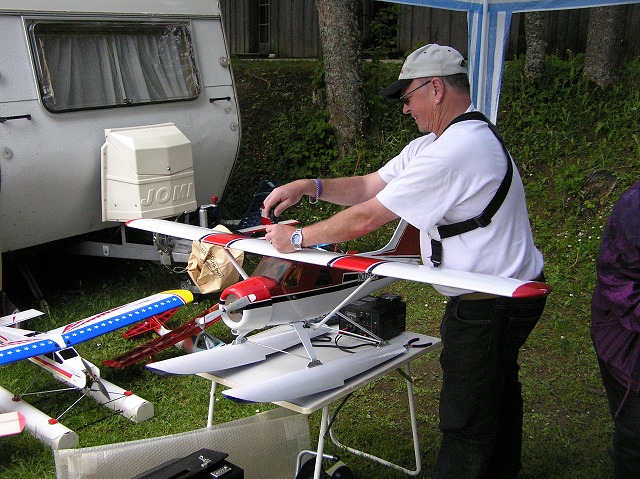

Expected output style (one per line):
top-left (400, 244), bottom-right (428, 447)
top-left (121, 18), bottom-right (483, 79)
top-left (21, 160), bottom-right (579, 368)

top-left (127, 218), bottom-right (552, 404)
top-left (0, 289), bottom-right (192, 445)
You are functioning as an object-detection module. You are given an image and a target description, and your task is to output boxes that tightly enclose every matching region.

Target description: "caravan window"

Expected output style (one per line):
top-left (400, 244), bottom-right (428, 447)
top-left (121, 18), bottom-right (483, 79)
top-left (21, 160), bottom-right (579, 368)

top-left (28, 21), bottom-right (201, 112)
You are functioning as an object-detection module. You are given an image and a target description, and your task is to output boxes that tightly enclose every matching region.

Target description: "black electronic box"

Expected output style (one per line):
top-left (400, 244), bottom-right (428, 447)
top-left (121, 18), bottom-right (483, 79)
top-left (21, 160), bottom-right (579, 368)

top-left (339, 294), bottom-right (406, 340)
top-left (132, 448), bottom-right (243, 479)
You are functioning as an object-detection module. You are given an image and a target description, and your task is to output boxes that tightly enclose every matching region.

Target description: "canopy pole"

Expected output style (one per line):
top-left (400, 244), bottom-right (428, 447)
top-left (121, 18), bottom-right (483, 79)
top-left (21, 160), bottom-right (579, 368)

top-left (477, 0), bottom-right (490, 115)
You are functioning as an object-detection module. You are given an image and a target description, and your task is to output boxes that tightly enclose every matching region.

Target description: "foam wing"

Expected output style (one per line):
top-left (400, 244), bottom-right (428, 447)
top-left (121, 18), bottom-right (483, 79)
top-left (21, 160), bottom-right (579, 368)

top-left (127, 218), bottom-right (551, 298)
top-left (0, 290), bottom-right (193, 366)
top-left (221, 342), bottom-right (408, 404)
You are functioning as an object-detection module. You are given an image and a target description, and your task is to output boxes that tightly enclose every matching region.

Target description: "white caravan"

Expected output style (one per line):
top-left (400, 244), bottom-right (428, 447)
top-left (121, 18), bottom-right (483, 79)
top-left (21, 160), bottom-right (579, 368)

top-left (0, 0), bottom-right (240, 266)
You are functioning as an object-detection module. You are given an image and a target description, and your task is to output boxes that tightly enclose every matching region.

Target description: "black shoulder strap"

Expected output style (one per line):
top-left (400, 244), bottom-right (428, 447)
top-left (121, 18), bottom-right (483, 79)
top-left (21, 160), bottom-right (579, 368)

top-left (437, 112), bottom-right (513, 239)
top-left (429, 111), bottom-right (513, 267)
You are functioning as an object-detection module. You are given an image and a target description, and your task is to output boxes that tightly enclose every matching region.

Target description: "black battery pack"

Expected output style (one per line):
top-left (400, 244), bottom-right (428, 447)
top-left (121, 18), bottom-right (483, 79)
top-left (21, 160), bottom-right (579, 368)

top-left (339, 294), bottom-right (406, 340)
top-left (132, 448), bottom-right (244, 479)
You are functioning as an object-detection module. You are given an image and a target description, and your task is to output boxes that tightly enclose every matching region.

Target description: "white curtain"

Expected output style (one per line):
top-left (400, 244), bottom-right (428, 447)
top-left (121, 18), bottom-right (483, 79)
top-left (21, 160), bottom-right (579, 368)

top-left (33, 25), bottom-right (199, 111)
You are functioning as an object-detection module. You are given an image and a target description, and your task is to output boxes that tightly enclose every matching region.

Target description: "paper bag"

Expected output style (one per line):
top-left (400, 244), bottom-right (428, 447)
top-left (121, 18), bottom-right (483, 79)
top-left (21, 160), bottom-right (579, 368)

top-left (187, 225), bottom-right (244, 294)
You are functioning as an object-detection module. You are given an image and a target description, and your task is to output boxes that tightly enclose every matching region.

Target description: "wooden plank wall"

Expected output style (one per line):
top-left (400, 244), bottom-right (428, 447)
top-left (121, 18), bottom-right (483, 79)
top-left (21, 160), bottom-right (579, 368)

top-left (221, 2), bottom-right (640, 60)
top-left (221, 0), bottom-right (253, 55)
top-left (221, 0), bottom-right (319, 58)
top-left (273, 0), bottom-right (320, 58)
top-left (398, 5), bottom-right (640, 59)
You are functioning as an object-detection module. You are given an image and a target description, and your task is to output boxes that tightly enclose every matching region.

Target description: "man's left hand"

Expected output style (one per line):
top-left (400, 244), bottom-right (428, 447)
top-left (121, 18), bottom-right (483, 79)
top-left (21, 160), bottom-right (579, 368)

top-left (265, 224), bottom-right (298, 253)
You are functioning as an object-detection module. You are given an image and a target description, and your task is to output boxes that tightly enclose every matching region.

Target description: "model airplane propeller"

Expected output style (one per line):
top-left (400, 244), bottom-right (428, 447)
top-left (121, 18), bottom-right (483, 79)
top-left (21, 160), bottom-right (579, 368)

top-left (80, 356), bottom-right (110, 399)
top-left (126, 217), bottom-right (552, 403)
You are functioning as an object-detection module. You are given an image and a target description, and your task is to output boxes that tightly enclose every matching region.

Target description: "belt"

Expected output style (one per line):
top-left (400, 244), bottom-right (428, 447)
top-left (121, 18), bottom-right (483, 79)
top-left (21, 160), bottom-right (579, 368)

top-left (457, 292), bottom-right (499, 301)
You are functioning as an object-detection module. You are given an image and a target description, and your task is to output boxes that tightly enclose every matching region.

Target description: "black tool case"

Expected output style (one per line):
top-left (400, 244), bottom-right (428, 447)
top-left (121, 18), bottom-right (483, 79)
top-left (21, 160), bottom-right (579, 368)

top-left (132, 448), bottom-right (244, 479)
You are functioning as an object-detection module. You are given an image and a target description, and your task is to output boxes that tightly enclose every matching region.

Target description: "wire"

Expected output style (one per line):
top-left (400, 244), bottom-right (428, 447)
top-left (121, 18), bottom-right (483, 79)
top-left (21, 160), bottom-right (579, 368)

top-left (310, 330), bottom-right (378, 353)
top-left (323, 392), bottom-right (354, 439)
top-left (404, 337), bottom-right (433, 348)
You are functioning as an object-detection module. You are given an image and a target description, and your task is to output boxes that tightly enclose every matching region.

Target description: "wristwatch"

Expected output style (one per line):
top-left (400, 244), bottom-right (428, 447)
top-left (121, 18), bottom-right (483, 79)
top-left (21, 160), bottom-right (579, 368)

top-left (290, 228), bottom-right (303, 250)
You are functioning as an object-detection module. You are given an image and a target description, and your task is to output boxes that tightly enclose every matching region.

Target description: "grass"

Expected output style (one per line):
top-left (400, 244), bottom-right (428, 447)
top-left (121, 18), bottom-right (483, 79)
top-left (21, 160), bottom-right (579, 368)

top-left (2, 53), bottom-right (639, 478)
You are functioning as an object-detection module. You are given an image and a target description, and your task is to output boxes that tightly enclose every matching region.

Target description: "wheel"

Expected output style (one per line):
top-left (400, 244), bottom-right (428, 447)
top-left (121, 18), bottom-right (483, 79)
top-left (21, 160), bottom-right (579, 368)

top-left (295, 458), bottom-right (354, 479)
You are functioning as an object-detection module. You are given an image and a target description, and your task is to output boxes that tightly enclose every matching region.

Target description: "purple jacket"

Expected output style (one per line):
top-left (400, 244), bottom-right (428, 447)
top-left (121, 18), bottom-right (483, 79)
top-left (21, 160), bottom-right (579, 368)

top-left (591, 181), bottom-right (640, 391)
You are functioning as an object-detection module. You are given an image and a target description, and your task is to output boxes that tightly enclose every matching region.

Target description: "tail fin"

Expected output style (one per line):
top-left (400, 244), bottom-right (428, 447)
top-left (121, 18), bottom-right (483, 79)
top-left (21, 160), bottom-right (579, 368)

top-left (368, 220), bottom-right (421, 262)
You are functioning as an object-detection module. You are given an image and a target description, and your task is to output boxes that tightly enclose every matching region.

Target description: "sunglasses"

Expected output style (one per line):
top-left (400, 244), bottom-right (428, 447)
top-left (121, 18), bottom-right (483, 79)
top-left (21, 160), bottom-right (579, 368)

top-left (399, 80), bottom-right (432, 105)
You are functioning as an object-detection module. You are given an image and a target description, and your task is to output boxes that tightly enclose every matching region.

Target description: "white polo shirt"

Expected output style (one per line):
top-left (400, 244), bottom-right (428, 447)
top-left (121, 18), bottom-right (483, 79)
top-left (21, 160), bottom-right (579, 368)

top-left (376, 115), bottom-right (543, 296)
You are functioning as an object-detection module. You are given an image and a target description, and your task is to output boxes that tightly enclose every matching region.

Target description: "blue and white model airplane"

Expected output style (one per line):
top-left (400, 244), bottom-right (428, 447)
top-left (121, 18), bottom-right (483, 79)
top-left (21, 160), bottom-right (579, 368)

top-left (0, 290), bottom-right (192, 440)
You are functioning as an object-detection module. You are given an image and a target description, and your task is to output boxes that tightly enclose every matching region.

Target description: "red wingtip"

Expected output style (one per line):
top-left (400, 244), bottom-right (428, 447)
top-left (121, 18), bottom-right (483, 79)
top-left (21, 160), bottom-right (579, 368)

top-left (124, 390), bottom-right (133, 397)
top-left (17, 412), bottom-right (26, 430)
top-left (512, 281), bottom-right (552, 298)
top-left (48, 418), bottom-right (58, 425)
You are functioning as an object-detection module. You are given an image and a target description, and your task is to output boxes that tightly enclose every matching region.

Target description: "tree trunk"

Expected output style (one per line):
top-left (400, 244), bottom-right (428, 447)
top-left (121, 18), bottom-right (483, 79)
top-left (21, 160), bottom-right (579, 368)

top-left (524, 11), bottom-right (547, 80)
top-left (316, 0), bottom-right (365, 156)
top-left (583, 5), bottom-right (627, 87)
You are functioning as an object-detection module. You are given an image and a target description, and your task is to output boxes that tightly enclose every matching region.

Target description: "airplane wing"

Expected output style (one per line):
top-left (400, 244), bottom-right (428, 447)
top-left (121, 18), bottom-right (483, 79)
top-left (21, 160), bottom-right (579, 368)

top-left (127, 218), bottom-right (551, 299)
top-left (0, 330), bottom-right (62, 365)
top-left (0, 290), bottom-right (193, 366)
top-left (104, 307), bottom-right (222, 369)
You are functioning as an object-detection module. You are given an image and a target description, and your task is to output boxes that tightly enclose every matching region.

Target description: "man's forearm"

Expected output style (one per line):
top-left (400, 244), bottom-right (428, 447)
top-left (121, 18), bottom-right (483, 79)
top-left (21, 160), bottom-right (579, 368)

top-left (315, 173), bottom-right (385, 206)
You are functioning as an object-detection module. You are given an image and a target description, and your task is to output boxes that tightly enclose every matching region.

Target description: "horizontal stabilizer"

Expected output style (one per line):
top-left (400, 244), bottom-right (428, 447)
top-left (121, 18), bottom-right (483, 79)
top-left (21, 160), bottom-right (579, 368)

top-left (222, 342), bottom-right (407, 403)
top-left (0, 309), bottom-right (44, 327)
top-left (146, 326), bottom-right (329, 375)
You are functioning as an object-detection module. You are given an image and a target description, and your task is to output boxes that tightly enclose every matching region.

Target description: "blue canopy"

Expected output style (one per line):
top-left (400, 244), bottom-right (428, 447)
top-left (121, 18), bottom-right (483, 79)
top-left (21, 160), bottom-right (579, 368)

top-left (383, 0), bottom-right (640, 122)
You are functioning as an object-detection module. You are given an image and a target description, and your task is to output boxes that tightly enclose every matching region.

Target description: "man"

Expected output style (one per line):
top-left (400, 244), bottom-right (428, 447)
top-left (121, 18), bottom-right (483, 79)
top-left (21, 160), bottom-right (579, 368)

top-left (591, 182), bottom-right (640, 479)
top-left (263, 44), bottom-right (546, 479)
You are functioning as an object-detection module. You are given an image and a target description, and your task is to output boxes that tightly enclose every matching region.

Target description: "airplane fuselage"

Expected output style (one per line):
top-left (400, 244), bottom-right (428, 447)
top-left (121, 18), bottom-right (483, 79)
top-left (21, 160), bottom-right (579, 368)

top-left (29, 348), bottom-right (94, 390)
top-left (220, 256), bottom-right (397, 336)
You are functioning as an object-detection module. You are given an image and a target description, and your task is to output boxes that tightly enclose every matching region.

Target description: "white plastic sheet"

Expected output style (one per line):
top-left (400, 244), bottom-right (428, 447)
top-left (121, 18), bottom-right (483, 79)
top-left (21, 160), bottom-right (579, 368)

top-left (54, 407), bottom-right (310, 479)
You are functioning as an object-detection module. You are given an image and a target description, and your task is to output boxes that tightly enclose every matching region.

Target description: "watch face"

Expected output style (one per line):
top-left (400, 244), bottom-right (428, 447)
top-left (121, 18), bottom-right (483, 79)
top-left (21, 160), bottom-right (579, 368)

top-left (291, 229), bottom-right (303, 249)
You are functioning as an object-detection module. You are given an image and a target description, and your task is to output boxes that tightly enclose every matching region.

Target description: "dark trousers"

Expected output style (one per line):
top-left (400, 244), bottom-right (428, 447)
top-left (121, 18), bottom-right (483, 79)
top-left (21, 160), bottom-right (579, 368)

top-left (432, 293), bottom-right (547, 479)
top-left (598, 358), bottom-right (640, 479)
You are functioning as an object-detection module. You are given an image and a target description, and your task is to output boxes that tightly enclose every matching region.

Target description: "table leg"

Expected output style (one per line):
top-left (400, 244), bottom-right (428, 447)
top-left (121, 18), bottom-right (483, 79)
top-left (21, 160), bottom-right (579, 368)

top-left (207, 381), bottom-right (217, 427)
top-left (328, 364), bottom-right (422, 476)
top-left (404, 363), bottom-right (422, 475)
top-left (314, 405), bottom-right (330, 479)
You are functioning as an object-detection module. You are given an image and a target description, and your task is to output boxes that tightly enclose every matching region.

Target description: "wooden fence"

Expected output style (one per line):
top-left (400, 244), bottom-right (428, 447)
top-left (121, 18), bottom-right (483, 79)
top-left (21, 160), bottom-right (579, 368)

top-left (397, 5), bottom-right (640, 59)
top-left (220, 1), bottom-right (640, 60)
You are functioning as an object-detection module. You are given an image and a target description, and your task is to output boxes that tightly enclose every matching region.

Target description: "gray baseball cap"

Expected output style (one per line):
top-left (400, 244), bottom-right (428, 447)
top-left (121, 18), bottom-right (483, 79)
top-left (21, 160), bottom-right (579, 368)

top-left (380, 44), bottom-right (467, 98)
